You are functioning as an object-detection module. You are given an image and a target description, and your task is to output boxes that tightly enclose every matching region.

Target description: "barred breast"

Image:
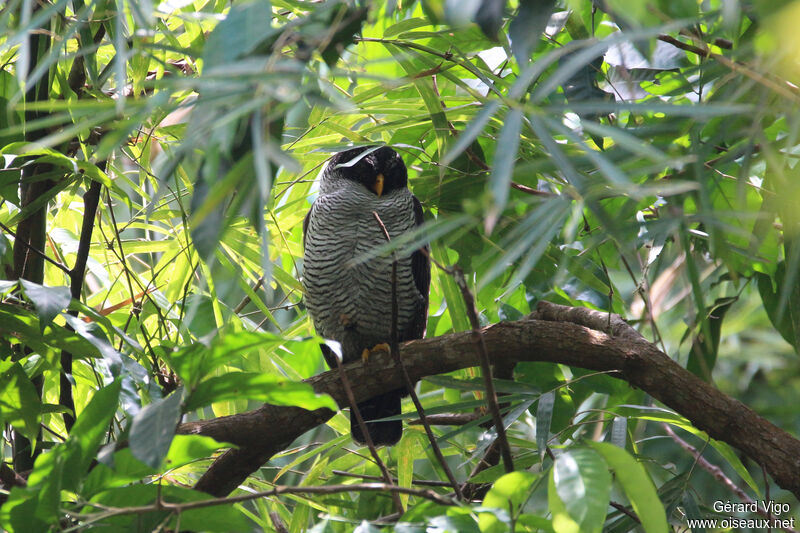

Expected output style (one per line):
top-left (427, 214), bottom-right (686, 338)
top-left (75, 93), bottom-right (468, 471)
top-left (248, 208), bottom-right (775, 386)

top-left (302, 181), bottom-right (422, 360)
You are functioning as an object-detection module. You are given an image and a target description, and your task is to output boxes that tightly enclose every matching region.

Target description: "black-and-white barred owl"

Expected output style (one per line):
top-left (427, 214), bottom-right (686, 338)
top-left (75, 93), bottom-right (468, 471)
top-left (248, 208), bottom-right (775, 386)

top-left (302, 146), bottom-right (430, 445)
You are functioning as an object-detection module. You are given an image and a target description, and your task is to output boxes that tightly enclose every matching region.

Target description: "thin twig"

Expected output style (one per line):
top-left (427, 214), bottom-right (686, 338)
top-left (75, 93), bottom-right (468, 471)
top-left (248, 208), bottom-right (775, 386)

top-left (663, 424), bottom-right (797, 533)
top-left (233, 275), bottom-right (265, 314)
top-left (511, 182), bottom-right (553, 197)
top-left (407, 413), bottom-right (482, 426)
top-left (269, 511), bottom-right (289, 533)
top-left (416, 245), bottom-right (515, 479)
top-left (0, 220), bottom-right (71, 275)
top-left (656, 34), bottom-right (800, 101)
top-left (372, 211), bottom-right (465, 500)
top-left (66, 483), bottom-right (455, 530)
top-left (462, 440), bottom-right (501, 500)
top-left (330, 351), bottom-right (404, 514)
top-left (332, 470), bottom-right (453, 487)
top-left (450, 266), bottom-right (514, 473)
top-left (610, 501), bottom-right (641, 524)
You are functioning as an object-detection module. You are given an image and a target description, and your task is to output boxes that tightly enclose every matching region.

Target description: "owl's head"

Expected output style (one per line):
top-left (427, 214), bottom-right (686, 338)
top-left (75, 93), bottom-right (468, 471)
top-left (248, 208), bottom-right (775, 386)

top-left (323, 146), bottom-right (408, 197)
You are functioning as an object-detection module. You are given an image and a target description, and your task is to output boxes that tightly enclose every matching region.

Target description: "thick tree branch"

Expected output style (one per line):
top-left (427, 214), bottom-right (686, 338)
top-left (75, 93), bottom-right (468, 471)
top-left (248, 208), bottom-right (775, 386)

top-left (179, 302), bottom-right (800, 499)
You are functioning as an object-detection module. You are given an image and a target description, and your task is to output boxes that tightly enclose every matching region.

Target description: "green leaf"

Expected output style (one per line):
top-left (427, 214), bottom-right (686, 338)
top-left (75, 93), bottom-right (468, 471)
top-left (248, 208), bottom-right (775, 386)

top-left (19, 279), bottom-right (71, 330)
top-left (686, 298), bottom-right (735, 381)
top-left (202, 1), bottom-right (277, 68)
top-left (552, 448), bottom-right (611, 533)
top-left (509, 0), bottom-right (556, 63)
top-left (0, 143), bottom-right (112, 186)
top-left (396, 429), bottom-right (426, 508)
top-left (432, 244), bottom-right (471, 332)
top-left (536, 391), bottom-right (554, 459)
top-left (441, 101), bottom-right (500, 167)
top-left (480, 471), bottom-right (537, 532)
top-left (184, 372), bottom-right (336, 412)
top-left (610, 416), bottom-right (627, 448)
top-left (86, 484), bottom-right (253, 531)
top-left (484, 470), bottom-right (537, 507)
top-left (474, 0), bottom-right (507, 40)
top-left (0, 305), bottom-right (50, 356)
top-left (164, 434), bottom-right (234, 471)
top-left (589, 442), bottom-right (668, 533)
top-left (429, 516), bottom-right (482, 533)
top-left (59, 379), bottom-right (123, 489)
top-left (548, 467), bottom-right (580, 533)
top-left (468, 454), bottom-right (539, 484)
top-left (0, 360), bottom-right (42, 441)
top-left (6, 380), bottom-right (123, 528)
top-left (129, 388), bottom-right (183, 469)
top-left (0, 489), bottom-right (49, 533)
top-left (164, 331), bottom-right (284, 386)
top-left (486, 108), bottom-right (523, 232)
top-left (757, 264), bottom-right (798, 349)
top-left (609, 405), bottom-right (760, 496)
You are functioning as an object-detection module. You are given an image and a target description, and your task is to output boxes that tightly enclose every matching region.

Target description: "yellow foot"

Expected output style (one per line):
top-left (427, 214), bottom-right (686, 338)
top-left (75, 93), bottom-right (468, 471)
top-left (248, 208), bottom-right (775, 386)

top-left (361, 343), bottom-right (391, 363)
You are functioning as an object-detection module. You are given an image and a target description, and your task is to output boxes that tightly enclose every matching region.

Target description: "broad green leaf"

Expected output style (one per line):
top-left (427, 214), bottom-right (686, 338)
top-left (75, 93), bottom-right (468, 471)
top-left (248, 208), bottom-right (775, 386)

top-left (610, 405), bottom-right (759, 496)
top-left (164, 434), bottom-right (234, 471)
top-left (202, 1), bottom-right (277, 68)
top-left (548, 467), bottom-right (581, 533)
top-left (87, 484), bottom-right (253, 531)
top-left (757, 264), bottom-right (798, 349)
top-left (473, 0), bottom-right (506, 40)
top-left (164, 331), bottom-right (285, 386)
top-left (129, 388), bottom-right (184, 469)
top-left (396, 428), bottom-right (426, 508)
top-left (0, 361), bottom-right (42, 441)
top-left (184, 372), bottom-right (336, 412)
top-left (59, 380), bottom-right (123, 489)
top-left (0, 489), bottom-right (49, 533)
top-left (486, 108), bottom-right (523, 232)
top-left (589, 442), bottom-right (668, 533)
top-left (509, 0), bottom-right (556, 63)
top-left (480, 471), bottom-right (537, 533)
top-left (19, 279), bottom-right (71, 330)
top-left (610, 416), bottom-right (627, 448)
top-left (553, 448), bottom-right (611, 533)
top-left (536, 391), bottom-right (555, 459)
top-left (6, 380), bottom-right (123, 528)
top-left (0, 143), bottom-right (112, 186)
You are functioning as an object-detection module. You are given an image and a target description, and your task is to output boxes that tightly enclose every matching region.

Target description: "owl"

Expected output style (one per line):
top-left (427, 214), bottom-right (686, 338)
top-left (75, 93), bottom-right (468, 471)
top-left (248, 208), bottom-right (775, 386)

top-left (302, 146), bottom-right (430, 445)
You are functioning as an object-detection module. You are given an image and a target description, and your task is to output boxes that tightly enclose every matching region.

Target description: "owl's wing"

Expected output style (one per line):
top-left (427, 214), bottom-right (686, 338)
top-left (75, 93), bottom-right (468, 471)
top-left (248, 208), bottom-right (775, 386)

top-left (405, 194), bottom-right (431, 341)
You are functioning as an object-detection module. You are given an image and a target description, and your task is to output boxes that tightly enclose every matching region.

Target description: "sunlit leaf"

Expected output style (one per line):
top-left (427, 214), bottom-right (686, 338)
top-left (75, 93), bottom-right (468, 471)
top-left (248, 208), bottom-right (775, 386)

top-left (19, 280), bottom-right (71, 330)
top-left (589, 442), bottom-right (668, 533)
top-left (184, 372), bottom-right (336, 412)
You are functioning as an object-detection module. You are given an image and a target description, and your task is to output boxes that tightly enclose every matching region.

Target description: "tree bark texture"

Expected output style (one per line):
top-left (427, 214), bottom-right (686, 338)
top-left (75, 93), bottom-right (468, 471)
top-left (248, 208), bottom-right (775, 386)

top-left (178, 302), bottom-right (800, 499)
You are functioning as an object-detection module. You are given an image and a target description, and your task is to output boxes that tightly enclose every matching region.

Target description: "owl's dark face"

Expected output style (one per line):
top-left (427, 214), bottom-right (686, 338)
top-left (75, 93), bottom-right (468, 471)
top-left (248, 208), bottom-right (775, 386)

top-left (326, 146), bottom-right (407, 197)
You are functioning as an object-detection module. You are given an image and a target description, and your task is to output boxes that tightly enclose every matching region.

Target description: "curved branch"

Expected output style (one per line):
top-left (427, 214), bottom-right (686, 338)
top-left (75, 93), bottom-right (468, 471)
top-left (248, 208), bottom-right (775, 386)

top-left (179, 302), bottom-right (800, 499)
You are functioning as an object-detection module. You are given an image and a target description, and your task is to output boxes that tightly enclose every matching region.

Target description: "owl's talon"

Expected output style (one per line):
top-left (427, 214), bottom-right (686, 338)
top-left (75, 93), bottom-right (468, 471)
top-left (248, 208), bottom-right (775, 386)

top-left (362, 343), bottom-right (391, 363)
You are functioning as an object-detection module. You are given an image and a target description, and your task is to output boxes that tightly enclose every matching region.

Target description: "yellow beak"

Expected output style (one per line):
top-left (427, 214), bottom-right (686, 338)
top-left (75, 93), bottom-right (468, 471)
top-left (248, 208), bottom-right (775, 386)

top-left (373, 173), bottom-right (384, 197)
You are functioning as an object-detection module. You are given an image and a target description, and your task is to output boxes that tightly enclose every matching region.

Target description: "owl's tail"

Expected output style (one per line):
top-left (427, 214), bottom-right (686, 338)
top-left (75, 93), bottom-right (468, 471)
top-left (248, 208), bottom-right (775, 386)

top-left (351, 389), bottom-right (403, 446)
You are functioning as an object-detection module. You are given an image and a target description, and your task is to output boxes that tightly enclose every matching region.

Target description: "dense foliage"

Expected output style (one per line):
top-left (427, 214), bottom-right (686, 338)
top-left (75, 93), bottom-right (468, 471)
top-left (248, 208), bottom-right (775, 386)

top-left (1, 0), bottom-right (799, 531)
